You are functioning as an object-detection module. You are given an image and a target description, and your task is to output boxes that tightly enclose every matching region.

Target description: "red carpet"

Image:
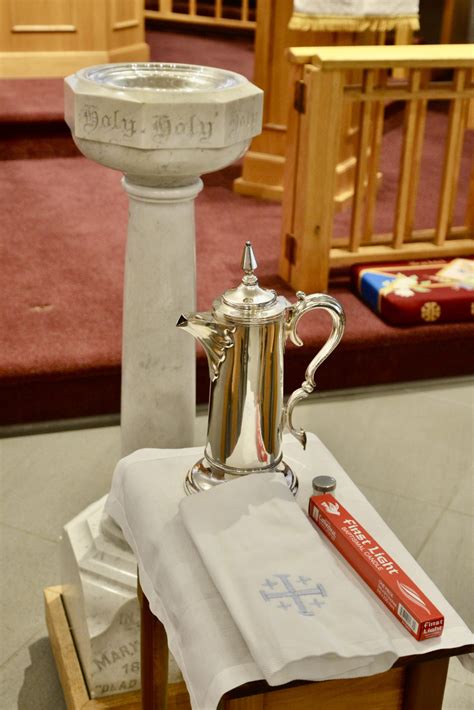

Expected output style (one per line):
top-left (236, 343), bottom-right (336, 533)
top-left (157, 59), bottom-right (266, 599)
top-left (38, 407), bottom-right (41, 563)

top-left (0, 29), bottom-right (473, 425)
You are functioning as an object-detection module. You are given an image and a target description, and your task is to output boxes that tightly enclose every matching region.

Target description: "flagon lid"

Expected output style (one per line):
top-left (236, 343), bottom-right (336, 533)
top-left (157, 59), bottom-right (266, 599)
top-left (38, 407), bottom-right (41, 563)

top-left (215, 242), bottom-right (288, 322)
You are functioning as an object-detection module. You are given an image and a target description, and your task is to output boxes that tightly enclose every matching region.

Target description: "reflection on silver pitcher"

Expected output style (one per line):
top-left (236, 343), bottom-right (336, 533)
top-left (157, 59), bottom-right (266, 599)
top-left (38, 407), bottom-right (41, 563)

top-left (177, 242), bottom-right (345, 494)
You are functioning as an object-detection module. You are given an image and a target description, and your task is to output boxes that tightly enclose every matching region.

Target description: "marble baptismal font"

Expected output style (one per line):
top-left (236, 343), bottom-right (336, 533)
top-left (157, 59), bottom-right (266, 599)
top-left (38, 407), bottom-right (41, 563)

top-left (60, 61), bottom-right (262, 697)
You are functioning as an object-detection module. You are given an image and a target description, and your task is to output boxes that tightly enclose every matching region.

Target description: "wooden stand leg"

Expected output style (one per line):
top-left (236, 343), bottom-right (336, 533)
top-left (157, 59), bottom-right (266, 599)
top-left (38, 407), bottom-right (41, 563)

top-left (138, 583), bottom-right (169, 710)
top-left (402, 656), bottom-right (449, 710)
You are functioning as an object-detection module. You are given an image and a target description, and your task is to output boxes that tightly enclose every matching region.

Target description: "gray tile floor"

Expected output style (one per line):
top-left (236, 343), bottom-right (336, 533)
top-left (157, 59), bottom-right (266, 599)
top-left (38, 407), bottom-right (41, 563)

top-left (0, 378), bottom-right (473, 709)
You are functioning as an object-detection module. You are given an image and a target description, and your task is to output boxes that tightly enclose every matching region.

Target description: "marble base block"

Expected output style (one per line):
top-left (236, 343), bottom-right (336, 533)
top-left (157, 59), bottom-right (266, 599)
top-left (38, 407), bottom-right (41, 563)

top-left (61, 496), bottom-right (182, 698)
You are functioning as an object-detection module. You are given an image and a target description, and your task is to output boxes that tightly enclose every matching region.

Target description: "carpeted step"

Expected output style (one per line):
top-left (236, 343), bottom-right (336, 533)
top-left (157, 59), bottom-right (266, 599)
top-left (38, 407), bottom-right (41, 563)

top-left (1, 153), bottom-right (473, 425)
top-left (1, 29), bottom-right (473, 425)
top-left (0, 77), bottom-right (79, 160)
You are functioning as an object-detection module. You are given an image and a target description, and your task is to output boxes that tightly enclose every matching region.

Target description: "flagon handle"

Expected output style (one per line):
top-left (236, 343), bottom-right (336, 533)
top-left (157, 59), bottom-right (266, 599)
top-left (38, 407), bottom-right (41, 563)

top-left (285, 292), bottom-right (345, 449)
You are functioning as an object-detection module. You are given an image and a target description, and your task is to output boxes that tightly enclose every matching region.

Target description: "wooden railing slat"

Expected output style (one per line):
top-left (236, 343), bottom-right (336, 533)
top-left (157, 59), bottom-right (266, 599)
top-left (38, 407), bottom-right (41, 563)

top-left (241, 0), bottom-right (249, 22)
top-left (393, 69), bottom-right (423, 249)
top-left (189, 0), bottom-right (197, 16)
top-left (349, 70), bottom-right (375, 252)
top-left (446, 98), bottom-right (470, 228)
top-left (435, 69), bottom-right (468, 245)
top-left (440, 0), bottom-right (456, 43)
top-left (466, 160), bottom-right (474, 232)
top-left (363, 70), bottom-right (387, 243)
top-left (403, 70), bottom-right (430, 240)
top-left (159, 0), bottom-right (173, 12)
top-left (215, 0), bottom-right (222, 19)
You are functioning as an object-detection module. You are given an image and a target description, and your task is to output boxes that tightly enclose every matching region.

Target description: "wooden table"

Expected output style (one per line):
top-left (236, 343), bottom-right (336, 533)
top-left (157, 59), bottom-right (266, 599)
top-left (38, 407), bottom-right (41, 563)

top-left (43, 583), bottom-right (473, 709)
top-left (139, 584), bottom-right (473, 710)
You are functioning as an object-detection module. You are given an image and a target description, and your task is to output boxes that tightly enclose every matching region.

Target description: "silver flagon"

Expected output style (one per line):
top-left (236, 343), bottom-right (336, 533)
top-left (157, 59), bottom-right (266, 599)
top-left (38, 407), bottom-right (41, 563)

top-left (178, 242), bottom-right (345, 494)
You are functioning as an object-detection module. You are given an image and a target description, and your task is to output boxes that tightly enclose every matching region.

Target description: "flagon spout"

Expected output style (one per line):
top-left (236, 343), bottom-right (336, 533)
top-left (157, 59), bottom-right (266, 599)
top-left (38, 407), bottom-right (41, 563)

top-left (176, 312), bottom-right (235, 382)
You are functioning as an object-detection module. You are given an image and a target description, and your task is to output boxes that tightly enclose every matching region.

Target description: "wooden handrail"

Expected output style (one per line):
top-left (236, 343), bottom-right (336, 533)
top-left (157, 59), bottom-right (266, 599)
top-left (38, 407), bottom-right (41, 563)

top-left (288, 44), bottom-right (474, 69)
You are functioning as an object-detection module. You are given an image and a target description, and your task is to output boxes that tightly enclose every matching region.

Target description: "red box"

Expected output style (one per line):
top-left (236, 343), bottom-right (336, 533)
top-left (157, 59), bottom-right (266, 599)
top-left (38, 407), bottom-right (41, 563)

top-left (308, 494), bottom-right (444, 641)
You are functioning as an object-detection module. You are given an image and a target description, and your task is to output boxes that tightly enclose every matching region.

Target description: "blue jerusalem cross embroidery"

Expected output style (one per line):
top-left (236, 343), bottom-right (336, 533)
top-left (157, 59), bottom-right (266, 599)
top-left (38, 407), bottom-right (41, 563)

top-left (260, 574), bottom-right (327, 616)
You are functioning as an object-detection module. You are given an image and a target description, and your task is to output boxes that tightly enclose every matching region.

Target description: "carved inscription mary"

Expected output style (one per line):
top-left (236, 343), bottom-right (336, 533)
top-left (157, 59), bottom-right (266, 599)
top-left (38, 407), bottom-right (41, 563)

top-left (93, 639), bottom-right (139, 673)
top-left (90, 606), bottom-right (141, 698)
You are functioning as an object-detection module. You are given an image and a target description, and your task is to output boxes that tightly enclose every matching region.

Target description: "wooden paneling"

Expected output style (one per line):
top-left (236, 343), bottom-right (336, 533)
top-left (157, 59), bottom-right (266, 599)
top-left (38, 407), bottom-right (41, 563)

top-left (109, 0), bottom-right (145, 50)
top-left (0, 0), bottom-right (149, 77)
top-left (235, 0), bottom-right (417, 202)
top-left (235, 0), bottom-right (325, 201)
top-left (111, 0), bottom-right (141, 30)
top-left (10, 0), bottom-right (76, 31)
top-left (3, 0), bottom-right (81, 52)
top-left (254, 0), bottom-right (324, 128)
top-left (225, 668), bottom-right (405, 709)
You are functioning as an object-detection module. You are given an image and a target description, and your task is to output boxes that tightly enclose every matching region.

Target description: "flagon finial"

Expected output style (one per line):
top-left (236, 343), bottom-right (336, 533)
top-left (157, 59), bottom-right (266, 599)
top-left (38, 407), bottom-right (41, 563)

top-left (241, 241), bottom-right (258, 274)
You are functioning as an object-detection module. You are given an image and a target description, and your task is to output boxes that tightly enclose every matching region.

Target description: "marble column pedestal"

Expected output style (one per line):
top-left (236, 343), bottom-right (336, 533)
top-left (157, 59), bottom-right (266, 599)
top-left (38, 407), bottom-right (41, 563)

top-left (120, 178), bottom-right (203, 455)
top-left (59, 62), bottom-right (262, 698)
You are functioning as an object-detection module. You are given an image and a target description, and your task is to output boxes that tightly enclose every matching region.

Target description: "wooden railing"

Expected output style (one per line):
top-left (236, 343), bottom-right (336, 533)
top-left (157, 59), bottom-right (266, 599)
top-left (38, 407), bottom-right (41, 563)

top-left (144, 0), bottom-right (256, 30)
top-left (280, 45), bottom-right (474, 293)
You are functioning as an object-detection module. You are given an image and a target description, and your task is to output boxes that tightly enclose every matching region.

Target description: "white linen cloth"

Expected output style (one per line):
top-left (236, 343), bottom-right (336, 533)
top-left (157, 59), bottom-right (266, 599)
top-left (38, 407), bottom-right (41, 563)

top-left (105, 434), bottom-right (473, 710)
top-left (180, 472), bottom-right (398, 686)
top-left (293, 1), bottom-right (419, 15)
top-left (106, 446), bottom-right (263, 710)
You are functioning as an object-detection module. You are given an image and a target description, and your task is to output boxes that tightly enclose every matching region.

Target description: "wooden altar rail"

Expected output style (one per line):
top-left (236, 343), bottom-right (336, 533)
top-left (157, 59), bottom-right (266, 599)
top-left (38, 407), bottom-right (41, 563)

top-left (280, 45), bottom-right (474, 293)
top-left (144, 1), bottom-right (256, 30)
